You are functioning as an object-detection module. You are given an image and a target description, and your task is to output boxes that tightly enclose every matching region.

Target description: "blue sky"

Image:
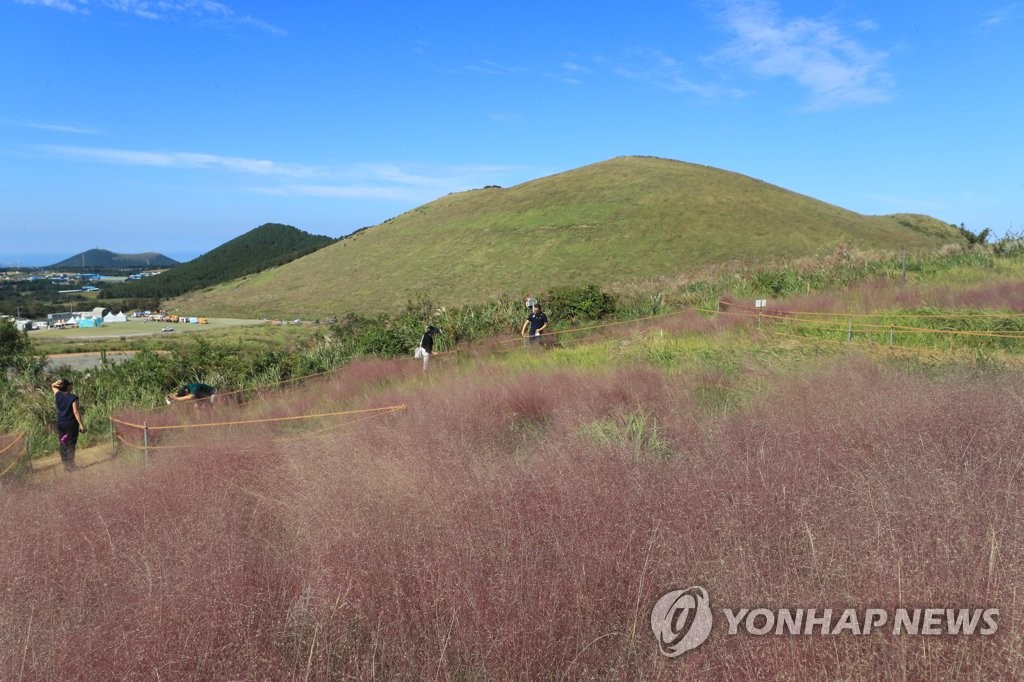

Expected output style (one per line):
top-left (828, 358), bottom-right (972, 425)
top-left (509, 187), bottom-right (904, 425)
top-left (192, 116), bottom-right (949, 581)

top-left (1, 0), bottom-right (1021, 266)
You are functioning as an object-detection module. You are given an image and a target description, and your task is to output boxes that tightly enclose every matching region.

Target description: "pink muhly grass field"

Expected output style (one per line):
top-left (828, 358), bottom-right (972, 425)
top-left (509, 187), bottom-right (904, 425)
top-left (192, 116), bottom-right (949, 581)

top-left (2, 358), bottom-right (1022, 678)
top-left (742, 278), bottom-right (1024, 318)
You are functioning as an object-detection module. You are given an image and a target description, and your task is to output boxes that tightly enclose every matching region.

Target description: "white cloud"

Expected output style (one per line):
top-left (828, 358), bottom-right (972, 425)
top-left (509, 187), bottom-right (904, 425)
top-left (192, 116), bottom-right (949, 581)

top-left (41, 144), bottom-right (322, 177)
top-left (463, 60), bottom-right (530, 76)
top-left (612, 48), bottom-right (733, 98)
top-left (13, 0), bottom-right (85, 13)
top-left (979, 4), bottom-right (1022, 29)
top-left (39, 144), bottom-right (530, 200)
top-left (353, 162), bottom-right (525, 190)
top-left (2, 120), bottom-right (101, 135)
top-left (716, 0), bottom-right (894, 110)
top-left (15, 0), bottom-right (285, 34)
top-left (543, 60), bottom-right (592, 85)
top-left (251, 185), bottom-right (431, 202)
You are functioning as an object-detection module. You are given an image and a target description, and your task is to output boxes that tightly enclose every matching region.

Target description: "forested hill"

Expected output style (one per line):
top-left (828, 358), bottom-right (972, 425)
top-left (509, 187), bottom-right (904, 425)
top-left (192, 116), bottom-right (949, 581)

top-left (49, 249), bottom-right (179, 269)
top-left (100, 223), bottom-right (335, 301)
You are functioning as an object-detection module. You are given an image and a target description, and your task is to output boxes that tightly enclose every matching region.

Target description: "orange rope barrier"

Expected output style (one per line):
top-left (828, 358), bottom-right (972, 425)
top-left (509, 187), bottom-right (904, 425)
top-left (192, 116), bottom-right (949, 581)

top-left (1, 458), bottom-right (19, 478)
top-left (481, 308), bottom-right (690, 350)
top-left (275, 404), bottom-right (410, 440)
top-left (0, 432), bottom-right (25, 458)
top-left (767, 313), bottom-right (1024, 339)
top-left (724, 301), bottom-right (1024, 319)
top-left (762, 327), bottom-right (960, 360)
top-left (113, 404), bottom-right (406, 451)
top-left (0, 433), bottom-right (26, 478)
top-left (114, 432), bottom-right (187, 451)
top-left (113, 404), bottom-right (407, 433)
top-left (708, 305), bottom-right (1024, 341)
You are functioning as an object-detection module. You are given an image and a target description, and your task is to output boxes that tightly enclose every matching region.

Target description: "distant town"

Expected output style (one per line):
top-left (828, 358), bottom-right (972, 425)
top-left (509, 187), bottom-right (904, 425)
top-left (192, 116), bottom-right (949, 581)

top-left (0, 268), bottom-right (172, 329)
top-left (0, 269), bottom-right (167, 286)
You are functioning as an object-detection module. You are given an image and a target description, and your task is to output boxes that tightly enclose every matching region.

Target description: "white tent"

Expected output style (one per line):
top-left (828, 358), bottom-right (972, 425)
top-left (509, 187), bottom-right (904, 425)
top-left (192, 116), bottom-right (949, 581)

top-left (103, 311), bottom-right (128, 323)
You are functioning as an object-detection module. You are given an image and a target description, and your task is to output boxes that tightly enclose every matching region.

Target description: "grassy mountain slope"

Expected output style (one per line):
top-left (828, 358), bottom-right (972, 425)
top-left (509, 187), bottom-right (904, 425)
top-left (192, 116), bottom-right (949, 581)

top-left (49, 249), bottom-right (178, 269)
top-left (101, 223), bottom-right (335, 301)
top-left (170, 156), bottom-right (964, 317)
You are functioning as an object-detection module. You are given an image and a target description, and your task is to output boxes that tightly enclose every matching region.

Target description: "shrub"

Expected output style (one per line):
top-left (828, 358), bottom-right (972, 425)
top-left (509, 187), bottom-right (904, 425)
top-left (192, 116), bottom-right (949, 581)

top-left (544, 284), bottom-right (616, 323)
top-left (0, 318), bottom-right (42, 374)
top-left (750, 266), bottom-right (802, 297)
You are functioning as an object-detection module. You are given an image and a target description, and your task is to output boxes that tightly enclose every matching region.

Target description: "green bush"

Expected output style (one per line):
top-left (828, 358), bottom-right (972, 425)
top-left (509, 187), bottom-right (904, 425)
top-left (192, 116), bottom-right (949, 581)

top-left (0, 318), bottom-right (42, 374)
top-left (750, 267), bottom-right (802, 297)
top-left (544, 285), bottom-right (616, 323)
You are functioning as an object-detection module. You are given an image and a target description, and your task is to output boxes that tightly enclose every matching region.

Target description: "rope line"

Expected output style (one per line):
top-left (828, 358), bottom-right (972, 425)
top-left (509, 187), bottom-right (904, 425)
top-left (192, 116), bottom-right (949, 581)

top-left (0, 432), bottom-right (25, 458)
top-left (481, 308), bottom-right (691, 351)
top-left (274, 404), bottom-right (408, 441)
top-left (0, 433), bottom-right (25, 477)
top-left (114, 432), bottom-right (187, 451)
top-left (113, 404), bottom-right (407, 432)
top-left (724, 301), bottom-right (1024, 319)
top-left (762, 327), bottom-right (961, 360)
top-left (113, 404), bottom-right (406, 450)
top-left (706, 305), bottom-right (1024, 341)
top-left (0, 458), bottom-right (19, 478)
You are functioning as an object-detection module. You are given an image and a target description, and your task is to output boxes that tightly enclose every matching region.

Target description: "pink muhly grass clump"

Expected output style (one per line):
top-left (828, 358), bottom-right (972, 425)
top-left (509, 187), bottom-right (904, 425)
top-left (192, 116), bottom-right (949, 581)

top-left (692, 358), bottom-right (1024, 677)
top-left (0, 441), bottom-right (303, 679)
top-left (3, 357), bottom-right (1023, 678)
top-left (923, 280), bottom-right (1024, 312)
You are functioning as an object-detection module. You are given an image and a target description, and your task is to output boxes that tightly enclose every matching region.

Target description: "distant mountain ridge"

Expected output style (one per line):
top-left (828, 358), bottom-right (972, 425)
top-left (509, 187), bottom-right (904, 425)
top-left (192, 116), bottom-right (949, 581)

top-left (49, 249), bottom-right (179, 269)
top-left (168, 156), bottom-right (965, 318)
top-left (100, 223), bottom-right (336, 301)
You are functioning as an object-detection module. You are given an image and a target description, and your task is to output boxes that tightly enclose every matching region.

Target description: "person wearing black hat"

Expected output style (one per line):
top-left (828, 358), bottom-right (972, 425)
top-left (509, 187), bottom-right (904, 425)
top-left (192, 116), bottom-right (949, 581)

top-left (414, 326), bottom-right (440, 371)
top-left (51, 378), bottom-right (86, 472)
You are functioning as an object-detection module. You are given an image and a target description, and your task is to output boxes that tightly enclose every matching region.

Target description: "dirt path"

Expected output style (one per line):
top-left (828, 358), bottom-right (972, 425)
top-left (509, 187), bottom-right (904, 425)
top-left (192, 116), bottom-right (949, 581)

top-left (27, 442), bottom-right (121, 483)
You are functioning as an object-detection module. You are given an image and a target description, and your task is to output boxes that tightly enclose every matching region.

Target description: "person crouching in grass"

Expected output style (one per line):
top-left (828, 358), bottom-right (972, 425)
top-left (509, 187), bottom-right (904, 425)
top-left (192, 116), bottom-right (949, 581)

top-left (167, 382), bottom-right (217, 409)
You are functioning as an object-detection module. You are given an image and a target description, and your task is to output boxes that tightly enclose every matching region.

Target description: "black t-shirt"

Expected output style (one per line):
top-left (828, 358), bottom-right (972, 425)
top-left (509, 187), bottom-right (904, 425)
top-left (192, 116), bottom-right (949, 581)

top-left (528, 312), bottom-right (548, 333)
top-left (419, 332), bottom-right (434, 353)
top-left (55, 391), bottom-right (78, 425)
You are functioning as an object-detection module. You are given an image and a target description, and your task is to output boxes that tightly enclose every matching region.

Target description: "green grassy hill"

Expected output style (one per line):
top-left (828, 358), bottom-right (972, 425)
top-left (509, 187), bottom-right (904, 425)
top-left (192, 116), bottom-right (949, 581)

top-left (169, 156), bottom-right (964, 318)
